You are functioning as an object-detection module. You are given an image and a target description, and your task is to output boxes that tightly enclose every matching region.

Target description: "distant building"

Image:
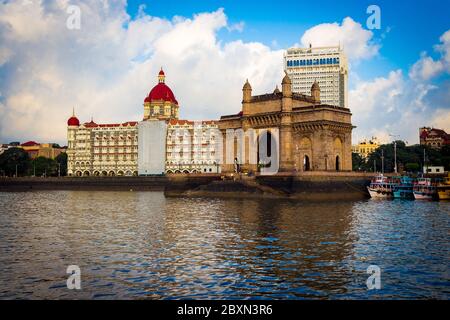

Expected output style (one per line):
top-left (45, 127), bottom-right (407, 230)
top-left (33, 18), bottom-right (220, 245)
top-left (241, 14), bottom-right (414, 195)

top-left (352, 137), bottom-right (379, 159)
top-left (19, 141), bottom-right (66, 159)
top-left (284, 45), bottom-right (348, 108)
top-left (423, 166), bottom-right (445, 174)
top-left (419, 127), bottom-right (450, 149)
top-left (0, 144), bottom-right (13, 155)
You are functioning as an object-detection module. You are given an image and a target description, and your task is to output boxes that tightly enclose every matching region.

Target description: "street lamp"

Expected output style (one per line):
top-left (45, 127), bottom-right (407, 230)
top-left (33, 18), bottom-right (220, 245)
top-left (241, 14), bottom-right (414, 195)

top-left (389, 134), bottom-right (400, 174)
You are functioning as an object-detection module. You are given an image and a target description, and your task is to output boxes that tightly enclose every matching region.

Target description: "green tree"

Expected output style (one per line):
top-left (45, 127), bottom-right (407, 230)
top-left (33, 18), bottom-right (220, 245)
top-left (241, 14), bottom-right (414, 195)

top-left (364, 141), bottom-right (450, 173)
top-left (55, 152), bottom-right (68, 176)
top-left (352, 152), bottom-right (366, 171)
top-left (31, 156), bottom-right (57, 177)
top-left (405, 162), bottom-right (420, 172)
top-left (0, 148), bottom-right (31, 177)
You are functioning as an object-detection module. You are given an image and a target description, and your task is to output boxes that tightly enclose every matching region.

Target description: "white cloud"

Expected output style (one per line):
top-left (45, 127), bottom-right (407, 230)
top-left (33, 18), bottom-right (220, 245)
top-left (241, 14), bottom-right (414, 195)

top-left (351, 71), bottom-right (449, 145)
top-left (409, 53), bottom-right (444, 81)
top-left (351, 28), bottom-right (450, 145)
top-left (0, 2), bottom-right (448, 150)
top-left (0, 3), bottom-right (283, 144)
top-left (227, 21), bottom-right (245, 33)
top-left (436, 29), bottom-right (450, 69)
top-left (409, 29), bottom-right (450, 82)
top-left (430, 108), bottom-right (450, 129)
top-left (350, 70), bottom-right (403, 116)
top-left (300, 17), bottom-right (380, 61)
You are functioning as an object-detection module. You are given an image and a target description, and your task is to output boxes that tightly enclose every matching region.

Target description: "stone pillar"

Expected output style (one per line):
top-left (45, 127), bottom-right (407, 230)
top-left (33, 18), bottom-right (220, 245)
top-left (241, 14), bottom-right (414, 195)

top-left (242, 79), bottom-right (252, 116)
top-left (279, 73), bottom-right (294, 172)
top-left (220, 128), bottom-right (232, 173)
top-left (343, 130), bottom-right (353, 171)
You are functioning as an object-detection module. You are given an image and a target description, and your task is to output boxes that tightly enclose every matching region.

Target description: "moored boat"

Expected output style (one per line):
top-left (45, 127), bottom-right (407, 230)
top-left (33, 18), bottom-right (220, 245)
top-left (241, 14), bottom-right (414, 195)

top-left (437, 174), bottom-right (450, 200)
top-left (413, 178), bottom-right (437, 200)
top-left (367, 174), bottom-right (396, 198)
top-left (393, 176), bottom-right (414, 199)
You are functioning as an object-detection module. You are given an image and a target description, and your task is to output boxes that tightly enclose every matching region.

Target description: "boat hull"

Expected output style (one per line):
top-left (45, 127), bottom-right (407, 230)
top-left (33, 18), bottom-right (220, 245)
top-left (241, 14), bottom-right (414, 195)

top-left (393, 190), bottom-right (414, 199)
top-left (368, 187), bottom-right (393, 198)
top-left (438, 190), bottom-right (450, 200)
top-left (413, 192), bottom-right (434, 200)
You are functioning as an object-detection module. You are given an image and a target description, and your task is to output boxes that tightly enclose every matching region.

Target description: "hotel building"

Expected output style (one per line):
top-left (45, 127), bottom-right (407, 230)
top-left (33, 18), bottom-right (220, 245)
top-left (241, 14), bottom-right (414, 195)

top-left (166, 119), bottom-right (220, 174)
top-left (67, 69), bottom-right (219, 176)
top-left (284, 46), bottom-right (348, 108)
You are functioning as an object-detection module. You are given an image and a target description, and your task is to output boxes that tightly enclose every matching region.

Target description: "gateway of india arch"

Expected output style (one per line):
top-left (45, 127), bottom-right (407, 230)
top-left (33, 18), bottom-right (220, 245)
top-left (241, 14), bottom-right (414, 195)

top-left (218, 73), bottom-right (354, 174)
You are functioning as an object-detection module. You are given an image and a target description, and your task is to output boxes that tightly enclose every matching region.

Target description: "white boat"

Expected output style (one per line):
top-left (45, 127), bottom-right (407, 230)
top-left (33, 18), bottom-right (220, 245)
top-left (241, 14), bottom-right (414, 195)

top-left (367, 174), bottom-right (396, 198)
top-left (413, 178), bottom-right (437, 200)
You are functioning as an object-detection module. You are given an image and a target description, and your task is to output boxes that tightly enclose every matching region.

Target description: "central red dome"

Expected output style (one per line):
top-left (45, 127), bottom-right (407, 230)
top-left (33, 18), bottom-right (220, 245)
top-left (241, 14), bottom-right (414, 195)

top-left (145, 83), bottom-right (178, 104)
top-left (144, 68), bottom-right (178, 104)
top-left (67, 116), bottom-right (79, 126)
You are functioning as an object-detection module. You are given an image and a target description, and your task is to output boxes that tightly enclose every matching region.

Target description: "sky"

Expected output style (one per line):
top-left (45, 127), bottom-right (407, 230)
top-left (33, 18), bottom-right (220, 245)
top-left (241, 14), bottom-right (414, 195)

top-left (0, 0), bottom-right (449, 146)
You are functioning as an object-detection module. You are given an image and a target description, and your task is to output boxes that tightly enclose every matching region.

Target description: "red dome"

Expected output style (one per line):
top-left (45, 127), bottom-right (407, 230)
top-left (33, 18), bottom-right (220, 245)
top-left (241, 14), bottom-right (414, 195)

top-left (159, 69), bottom-right (165, 76)
top-left (144, 83), bottom-right (178, 104)
top-left (67, 116), bottom-right (80, 126)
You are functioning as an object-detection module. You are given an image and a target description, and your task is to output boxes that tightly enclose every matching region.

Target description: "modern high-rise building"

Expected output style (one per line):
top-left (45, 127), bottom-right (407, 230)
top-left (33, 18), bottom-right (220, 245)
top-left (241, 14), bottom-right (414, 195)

top-left (284, 46), bottom-right (348, 108)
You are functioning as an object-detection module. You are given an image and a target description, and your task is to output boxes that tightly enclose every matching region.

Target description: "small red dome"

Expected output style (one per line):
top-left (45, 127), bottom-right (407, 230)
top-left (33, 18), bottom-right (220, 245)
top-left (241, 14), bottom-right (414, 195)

top-left (159, 69), bottom-right (165, 76)
top-left (84, 120), bottom-right (98, 128)
top-left (144, 83), bottom-right (178, 104)
top-left (67, 116), bottom-right (80, 126)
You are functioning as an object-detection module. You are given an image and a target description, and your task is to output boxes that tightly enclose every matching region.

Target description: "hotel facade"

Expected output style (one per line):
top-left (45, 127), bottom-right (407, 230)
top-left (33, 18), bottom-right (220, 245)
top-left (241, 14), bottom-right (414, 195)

top-left (284, 46), bottom-right (348, 108)
top-left (67, 69), bottom-right (220, 176)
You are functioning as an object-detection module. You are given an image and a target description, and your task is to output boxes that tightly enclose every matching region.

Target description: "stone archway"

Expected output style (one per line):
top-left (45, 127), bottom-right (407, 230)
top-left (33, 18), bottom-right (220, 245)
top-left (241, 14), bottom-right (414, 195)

top-left (334, 137), bottom-right (343, 171)
top-left (297, 136), bottom-right (312, 172)
top-left (303, 155), bottom-right (311, 171)
top-left (335, 155), bottom-right (340, 171)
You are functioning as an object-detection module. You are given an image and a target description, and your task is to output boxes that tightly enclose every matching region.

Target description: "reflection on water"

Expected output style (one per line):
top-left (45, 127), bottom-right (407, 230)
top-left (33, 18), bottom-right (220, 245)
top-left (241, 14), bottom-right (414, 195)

top-left (0, 191), bottom-right (448, 299)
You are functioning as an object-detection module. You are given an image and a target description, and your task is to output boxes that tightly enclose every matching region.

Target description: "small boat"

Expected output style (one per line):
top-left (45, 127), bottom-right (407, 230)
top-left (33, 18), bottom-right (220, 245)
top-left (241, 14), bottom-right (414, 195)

top-left (367, 174), bottom-right (396, 198)
top-left (437, 174), bottom-right (450, 200)
top-left (413, 178), bottom-right (437, 200)
top-left (393, 176), bottom-right (414, 199)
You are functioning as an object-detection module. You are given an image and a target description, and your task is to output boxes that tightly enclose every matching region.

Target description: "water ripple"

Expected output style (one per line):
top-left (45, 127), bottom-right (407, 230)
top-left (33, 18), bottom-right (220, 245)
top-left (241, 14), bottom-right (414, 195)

top-left (0, 191), bottom-right (448, 299)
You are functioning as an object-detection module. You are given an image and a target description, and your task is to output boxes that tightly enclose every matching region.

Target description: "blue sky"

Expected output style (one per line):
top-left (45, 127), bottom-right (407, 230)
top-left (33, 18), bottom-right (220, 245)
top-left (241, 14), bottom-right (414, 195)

top-left (126, 0), bottom-right (450, 81)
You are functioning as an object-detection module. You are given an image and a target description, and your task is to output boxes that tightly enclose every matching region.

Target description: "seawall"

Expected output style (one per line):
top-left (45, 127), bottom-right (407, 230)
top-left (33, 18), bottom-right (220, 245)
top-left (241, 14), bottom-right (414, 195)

top-left (0, 173), bottom-right (372, 200)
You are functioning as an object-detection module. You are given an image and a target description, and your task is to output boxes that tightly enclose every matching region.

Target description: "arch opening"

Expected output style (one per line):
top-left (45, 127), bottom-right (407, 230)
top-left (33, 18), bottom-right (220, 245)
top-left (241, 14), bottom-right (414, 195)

top-left (303, 155), bottom-right (310, 171)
